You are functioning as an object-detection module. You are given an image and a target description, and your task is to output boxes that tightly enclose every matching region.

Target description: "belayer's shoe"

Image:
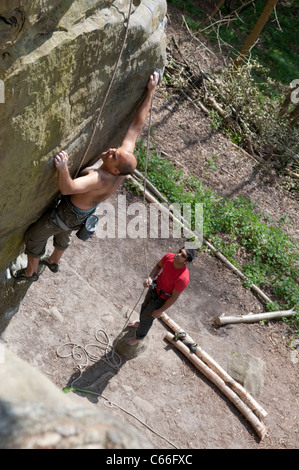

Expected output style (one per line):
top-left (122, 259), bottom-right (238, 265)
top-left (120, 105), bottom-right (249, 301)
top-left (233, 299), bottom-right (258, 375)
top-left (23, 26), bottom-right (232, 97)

top-left (40, 256), bottom-right (59, 273)
top-left (13, 268), bottom-right (39, 282)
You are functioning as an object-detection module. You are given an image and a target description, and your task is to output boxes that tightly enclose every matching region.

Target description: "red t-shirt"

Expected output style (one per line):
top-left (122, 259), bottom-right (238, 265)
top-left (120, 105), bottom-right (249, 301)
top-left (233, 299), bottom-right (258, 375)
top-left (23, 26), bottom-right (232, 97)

top-left (156, 253), bottom-right (189, 299)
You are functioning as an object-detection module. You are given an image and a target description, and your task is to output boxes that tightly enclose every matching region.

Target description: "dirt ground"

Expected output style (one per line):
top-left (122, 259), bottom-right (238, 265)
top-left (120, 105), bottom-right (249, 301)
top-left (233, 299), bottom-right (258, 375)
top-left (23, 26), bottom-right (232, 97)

top-left (3, 5), bottom-right (299, 450)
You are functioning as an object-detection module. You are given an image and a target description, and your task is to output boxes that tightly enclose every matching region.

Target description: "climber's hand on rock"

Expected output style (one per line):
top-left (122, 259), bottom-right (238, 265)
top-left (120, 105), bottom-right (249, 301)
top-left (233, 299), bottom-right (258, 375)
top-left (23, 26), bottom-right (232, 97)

top-left (147, 73), bottom-right (158, 92)
top-left (55, 151), bottom-right (69, 169)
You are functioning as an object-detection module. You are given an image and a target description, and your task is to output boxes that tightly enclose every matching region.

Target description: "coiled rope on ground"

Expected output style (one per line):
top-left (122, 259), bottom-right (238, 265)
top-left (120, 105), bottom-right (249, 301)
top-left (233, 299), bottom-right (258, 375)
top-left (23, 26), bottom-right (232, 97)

top-left (57, 327), bottom-right (179, 449)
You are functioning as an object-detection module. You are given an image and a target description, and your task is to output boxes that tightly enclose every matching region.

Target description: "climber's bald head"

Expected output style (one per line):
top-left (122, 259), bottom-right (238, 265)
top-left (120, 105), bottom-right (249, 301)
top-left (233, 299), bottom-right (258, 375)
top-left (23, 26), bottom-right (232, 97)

top-left (101, 147), bottom-right (137, 176)
top-left (116, 147), bottom-right (137, 175)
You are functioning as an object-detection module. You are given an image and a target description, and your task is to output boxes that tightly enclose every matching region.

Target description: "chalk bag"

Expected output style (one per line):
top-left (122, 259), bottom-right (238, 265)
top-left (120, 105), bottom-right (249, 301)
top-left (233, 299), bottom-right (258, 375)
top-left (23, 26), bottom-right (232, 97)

top-left (76, 214), bottom-right (99, 241)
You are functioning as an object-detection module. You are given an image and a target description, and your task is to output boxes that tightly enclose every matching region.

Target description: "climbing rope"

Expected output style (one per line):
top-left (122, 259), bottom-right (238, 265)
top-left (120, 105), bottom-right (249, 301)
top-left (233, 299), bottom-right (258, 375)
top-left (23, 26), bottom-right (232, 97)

top-left (116, 88), bottom-right (157, 333)
top-left (58, 327), bottom-right (180, 449)
top-left (63, 385), bottom-right (180, 449)
top-left (72, 0), bottom-right (153, 325)
top-left (142, 95), bottom-right (154, 279)
top-left (74, 0), bottom-right (134, 178)
top-left (56, 328), bottom-right (122, 371)
top-left (117, 95), bottom-right (155, 332)
top-left (71, 0), bottom-right (157, 324)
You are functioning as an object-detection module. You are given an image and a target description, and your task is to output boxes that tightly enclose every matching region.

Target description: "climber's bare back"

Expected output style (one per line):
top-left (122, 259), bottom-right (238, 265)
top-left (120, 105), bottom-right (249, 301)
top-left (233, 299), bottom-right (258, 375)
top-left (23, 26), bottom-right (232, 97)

top-left (70, 167), bottom-right (123, 210)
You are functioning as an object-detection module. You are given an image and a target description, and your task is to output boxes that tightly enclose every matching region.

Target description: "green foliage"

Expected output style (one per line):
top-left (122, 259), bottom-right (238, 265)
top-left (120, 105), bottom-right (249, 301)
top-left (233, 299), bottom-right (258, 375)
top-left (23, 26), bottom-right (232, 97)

top-left (199, 0), bottom-right (299, 85)
top-left (62, 386), bottom-right (75, 393)
top-left (166, 2), bottom-right (299, 176)
top-left (205, 59), bottom-right (299, 167)
top-left (135, 140), bottom-right (299, 333)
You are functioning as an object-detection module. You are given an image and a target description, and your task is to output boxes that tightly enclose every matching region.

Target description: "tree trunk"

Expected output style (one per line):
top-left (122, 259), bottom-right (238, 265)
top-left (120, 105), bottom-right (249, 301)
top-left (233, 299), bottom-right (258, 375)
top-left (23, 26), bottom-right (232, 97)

top-left (215, 308), bottom-right (296, 326)
top-left (235, 0), bottom-right (279, 65)
top-left (200, 0), bottom-right (226, 27)
top-left (161, 313), bottom-right (268, 421)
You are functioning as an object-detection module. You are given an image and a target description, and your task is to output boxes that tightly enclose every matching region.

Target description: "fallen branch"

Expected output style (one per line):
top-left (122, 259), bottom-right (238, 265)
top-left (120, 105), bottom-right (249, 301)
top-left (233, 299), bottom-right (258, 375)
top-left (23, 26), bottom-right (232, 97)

top-left (230, 141), bottom-right (262, 164)
top-left (216, 308), bottom-right (296, 326)
top-left (199, 0), bottom-right (225, 27)
top-left (164, 331), bottom-right (267, 440)
top-left (180, 90), bottom-right (210, 115)
top-left (286, 169), bottom-right (299, 180)
top-left (161, 313), bottom-right (267, 421)
top-left (126, 174), bottom-right (201, 245)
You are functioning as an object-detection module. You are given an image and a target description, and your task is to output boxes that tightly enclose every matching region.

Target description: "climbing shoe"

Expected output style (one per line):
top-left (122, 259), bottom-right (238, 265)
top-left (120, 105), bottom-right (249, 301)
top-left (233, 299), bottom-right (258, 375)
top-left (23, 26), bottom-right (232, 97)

top-left (40, 256), bottom-right (59, 273)
top-left (13, 268), bottom-right (39, 282)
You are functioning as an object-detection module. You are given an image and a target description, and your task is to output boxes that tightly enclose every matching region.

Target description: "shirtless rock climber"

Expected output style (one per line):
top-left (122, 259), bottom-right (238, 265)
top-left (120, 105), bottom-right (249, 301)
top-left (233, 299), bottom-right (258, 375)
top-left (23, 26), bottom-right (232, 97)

top-left (13, 72), bottom-right (159, 282)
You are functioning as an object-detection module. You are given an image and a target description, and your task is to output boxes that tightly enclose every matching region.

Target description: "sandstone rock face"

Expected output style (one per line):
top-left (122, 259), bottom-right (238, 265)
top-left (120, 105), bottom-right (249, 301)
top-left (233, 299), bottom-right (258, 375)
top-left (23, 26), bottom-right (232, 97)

top-left (0, 0), bottom-right (167, 331)
top-left (0, 346), bottom-right (152, 449)
top-left (0, 0), bottom-right (166, 267)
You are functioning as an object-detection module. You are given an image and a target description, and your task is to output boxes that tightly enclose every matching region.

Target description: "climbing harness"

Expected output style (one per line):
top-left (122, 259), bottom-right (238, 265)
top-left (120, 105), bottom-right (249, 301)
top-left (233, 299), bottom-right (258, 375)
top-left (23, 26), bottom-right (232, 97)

top-left (150, 280), bottom-right (172, 299)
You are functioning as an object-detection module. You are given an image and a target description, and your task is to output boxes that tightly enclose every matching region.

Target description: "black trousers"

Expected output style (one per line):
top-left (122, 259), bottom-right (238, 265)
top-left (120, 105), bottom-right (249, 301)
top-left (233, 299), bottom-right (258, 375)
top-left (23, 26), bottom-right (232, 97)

top-left (135, 286), bottom-right (166, 340)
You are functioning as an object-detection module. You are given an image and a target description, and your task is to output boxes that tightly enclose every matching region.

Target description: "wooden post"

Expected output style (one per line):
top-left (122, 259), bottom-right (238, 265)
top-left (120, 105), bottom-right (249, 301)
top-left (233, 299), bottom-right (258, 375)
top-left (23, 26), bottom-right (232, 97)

top-left (161, 313), bottom-right (268, 421)
top-left (164, 332), bottom-right (267, 440)
top-left (216, 308), bottom-right (296, 326)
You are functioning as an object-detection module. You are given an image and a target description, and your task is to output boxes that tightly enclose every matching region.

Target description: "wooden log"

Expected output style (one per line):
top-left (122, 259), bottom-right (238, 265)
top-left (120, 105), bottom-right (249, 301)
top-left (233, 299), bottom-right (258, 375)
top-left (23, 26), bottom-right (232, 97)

top-left (164, 332), bottom-right (267, 440)
top-left (161, 313), bottom-right (267, 421)
top-left (216, 308), bottom-right (296, 326)
top-left (180, 90), bottom-right (210, 115)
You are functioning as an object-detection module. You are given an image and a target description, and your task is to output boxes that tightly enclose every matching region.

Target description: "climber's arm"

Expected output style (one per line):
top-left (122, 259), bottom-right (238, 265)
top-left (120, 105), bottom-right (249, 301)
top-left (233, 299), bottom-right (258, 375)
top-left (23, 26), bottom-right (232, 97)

top-left (55, 151), bottom-right (100, 195)
top-left (121, 73), bottom-right (158, 153)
